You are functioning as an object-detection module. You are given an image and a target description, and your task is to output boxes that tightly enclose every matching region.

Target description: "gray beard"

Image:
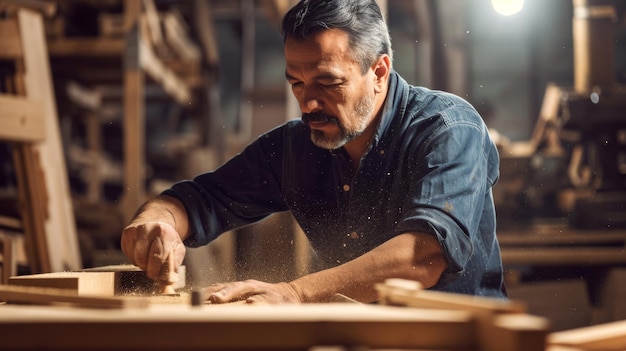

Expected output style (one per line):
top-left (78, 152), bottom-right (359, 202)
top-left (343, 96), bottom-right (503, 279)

top-left (309, 94), bottom-right (375, 150)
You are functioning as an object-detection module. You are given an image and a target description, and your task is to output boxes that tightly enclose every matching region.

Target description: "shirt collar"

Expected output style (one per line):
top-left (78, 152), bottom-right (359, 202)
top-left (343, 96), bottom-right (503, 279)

top-left (373, 70), bottom-right (406, 147)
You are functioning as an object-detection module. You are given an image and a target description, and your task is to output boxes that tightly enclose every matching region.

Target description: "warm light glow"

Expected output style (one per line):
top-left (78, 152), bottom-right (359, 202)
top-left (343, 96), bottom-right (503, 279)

top-left (491, 0), bottom-right (524, 16)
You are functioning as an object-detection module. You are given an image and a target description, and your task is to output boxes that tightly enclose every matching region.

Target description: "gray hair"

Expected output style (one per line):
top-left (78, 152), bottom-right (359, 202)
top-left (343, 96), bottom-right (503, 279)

top-left (281, 0), bottom-right (393, 74)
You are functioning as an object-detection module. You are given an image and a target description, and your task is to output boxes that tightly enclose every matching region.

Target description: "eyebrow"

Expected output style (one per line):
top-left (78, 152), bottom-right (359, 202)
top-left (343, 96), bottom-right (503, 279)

top-left (285, 71), bottom-right (342, 82)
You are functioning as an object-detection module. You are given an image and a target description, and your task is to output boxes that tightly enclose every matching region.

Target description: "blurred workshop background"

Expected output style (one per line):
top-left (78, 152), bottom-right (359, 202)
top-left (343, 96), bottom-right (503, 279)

top-left (1, 0), bottom-right (625, 331)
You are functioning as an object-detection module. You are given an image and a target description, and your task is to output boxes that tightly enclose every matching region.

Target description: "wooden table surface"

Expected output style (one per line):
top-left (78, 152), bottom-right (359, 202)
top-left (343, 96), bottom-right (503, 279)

top-left (0, 303), bottom-right (474, 351)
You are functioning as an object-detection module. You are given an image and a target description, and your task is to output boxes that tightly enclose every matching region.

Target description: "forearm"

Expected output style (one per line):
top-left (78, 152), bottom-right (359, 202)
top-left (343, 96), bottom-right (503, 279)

top-left (129, 194), bottom-right (191, 241)
top-left (289, 232), bottom-right (447, 303)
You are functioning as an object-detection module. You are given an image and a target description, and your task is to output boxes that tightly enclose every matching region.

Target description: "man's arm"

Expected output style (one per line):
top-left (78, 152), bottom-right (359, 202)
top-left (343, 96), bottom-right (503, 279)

top-left (205, 231), bottom-right (447, 304)
top-left (120, 195), bottom-right (190, 282)
top-left (290, 231), bottom-right (447, 302)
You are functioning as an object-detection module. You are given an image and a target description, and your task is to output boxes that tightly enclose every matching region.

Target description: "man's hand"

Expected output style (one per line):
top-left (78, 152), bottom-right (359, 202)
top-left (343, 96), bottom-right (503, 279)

top-left (203, 280), bottom-right (302, 304)
top-left (121, 221), bottom-right (186, 282)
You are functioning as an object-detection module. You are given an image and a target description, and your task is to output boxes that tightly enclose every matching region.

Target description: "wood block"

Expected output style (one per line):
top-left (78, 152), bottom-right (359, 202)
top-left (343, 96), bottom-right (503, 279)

top-left (9, 271), bottom-right (115, 296)
top-left (9, 265), bottom-right (186, 296)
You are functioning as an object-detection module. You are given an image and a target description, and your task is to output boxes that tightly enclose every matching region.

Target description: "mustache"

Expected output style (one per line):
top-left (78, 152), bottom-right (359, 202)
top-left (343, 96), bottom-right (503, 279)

top-left (302, 112), bottom-right (339, 125)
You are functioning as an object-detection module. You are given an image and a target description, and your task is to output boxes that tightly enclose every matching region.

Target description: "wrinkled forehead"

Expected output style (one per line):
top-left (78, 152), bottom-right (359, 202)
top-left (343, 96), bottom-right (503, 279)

top-left (284, 29), bottom-right (357, 73)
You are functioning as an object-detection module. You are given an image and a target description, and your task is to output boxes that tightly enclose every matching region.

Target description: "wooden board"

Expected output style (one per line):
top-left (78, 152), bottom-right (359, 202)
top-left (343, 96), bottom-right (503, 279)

top-left (18, 8), bottom-right (82, 272)
top-left (0, 284), bottom-right (150, 309)
top-left (8, 265), bottom-right (186, 296)
top-left (0, 303), bottom-right (475, 350)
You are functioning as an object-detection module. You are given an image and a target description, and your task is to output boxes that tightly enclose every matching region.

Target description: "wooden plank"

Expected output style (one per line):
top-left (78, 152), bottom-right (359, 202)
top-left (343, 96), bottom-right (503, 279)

top-left (120, 20), bottom-right (147, 224)
top-left (10, 272), bottom-right (116, 296)
top-left (192, 0), bottom-right (219, 66)
top-left (11, 145), bottom-right (50, 272)
top-left (139, 31), bottom-right (192, 104)
top-left (162, 9), bottom-right (201, 62)
top-left (0, 0), bottom-right (56, 17)
top-left (142, 0), bottom-right (166, 52)
top-left (18, 8), bottom-right (82, 272)
top-left (0, 284), bottom-right (150, 309)
top-left (0, 234), bottom-right (15, 284)
top-left (376, 278), bottom-right (548, 351)
top-left (0, 18), bottom-right (22, 59)
top-left (498, 228), bottom-right (626, 246)
top-left (377, 278), bottom-right (525, 314)
top-left (9, 265), bottom-right (186, 296)
top-left (549, 320), bottom-right (626, 351)
top-left (0, 94), bottom-right (45, 142)
top-left (47, 37), bottom-right (125, 57)
top-left (0, 215), bottom-right (22, 231)
top-left (0, 303), bottom-right (475, 350)
top-left (501, 247), bottom-right (626, 266)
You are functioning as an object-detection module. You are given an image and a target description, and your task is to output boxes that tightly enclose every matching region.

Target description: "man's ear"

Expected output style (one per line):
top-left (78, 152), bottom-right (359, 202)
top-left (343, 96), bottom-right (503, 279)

top-left (372, 54), bottom-right (391, 93)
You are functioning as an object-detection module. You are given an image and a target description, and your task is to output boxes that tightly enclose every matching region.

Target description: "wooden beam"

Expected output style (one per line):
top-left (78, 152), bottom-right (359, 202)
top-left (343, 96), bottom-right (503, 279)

top-left (120, 2), bottom-right (146, 223)
top-left (0, 94), bottom-right (45, 142)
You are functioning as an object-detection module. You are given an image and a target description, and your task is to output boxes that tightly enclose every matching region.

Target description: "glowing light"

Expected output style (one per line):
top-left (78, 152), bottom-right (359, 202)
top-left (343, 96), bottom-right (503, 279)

top-left (491, 0), bottom-right (524, 16)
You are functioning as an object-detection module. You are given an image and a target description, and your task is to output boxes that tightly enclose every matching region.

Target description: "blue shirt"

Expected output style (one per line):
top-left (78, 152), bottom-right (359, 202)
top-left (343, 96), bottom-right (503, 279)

top-left (164, 71), bottom-right (506, 297)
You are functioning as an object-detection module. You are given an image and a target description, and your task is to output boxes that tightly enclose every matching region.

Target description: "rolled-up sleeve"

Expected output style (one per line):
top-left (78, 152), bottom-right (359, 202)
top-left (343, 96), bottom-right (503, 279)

top-left (395, 107), bottom-right (493, 287)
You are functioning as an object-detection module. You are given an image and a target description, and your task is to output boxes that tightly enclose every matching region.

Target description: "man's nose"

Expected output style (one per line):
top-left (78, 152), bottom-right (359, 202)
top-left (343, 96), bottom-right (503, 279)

top-left (298, 88), bottom-right (323, 114)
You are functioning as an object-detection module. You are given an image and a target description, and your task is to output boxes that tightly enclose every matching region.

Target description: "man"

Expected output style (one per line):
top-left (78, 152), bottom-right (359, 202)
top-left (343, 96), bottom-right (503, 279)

top-left (121, 0), bottom-right (506, 303)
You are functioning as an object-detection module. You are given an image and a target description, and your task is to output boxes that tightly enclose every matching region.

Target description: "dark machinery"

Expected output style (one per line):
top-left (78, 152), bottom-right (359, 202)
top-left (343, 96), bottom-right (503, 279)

top-left (496, 0), bottom-right (626, 230)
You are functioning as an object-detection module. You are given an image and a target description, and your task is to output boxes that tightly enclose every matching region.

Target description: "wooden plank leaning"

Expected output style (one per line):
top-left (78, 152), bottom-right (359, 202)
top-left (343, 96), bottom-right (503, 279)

top-left (8, 8), bottom-right (82, 273)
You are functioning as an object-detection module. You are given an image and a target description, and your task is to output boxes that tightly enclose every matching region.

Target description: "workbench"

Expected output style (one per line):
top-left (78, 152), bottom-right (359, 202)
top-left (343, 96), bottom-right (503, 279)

top-left (0, 302), bottom-right (476, 350)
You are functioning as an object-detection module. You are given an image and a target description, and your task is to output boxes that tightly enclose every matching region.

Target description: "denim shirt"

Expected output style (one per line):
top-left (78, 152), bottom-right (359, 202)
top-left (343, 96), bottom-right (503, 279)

top-left (164, 71), bottom-right (505, 297)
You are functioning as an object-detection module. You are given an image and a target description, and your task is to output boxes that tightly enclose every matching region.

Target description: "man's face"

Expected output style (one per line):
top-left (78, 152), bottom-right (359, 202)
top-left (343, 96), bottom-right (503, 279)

top-left (285, 29), bottom-right (378, 150)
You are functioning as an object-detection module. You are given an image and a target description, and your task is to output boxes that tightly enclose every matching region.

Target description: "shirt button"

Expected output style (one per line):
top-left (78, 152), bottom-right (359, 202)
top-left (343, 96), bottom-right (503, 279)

top-left (343, 184), bottom-right (350, 191)
top-left (349, 231), bottom-right (359, 239)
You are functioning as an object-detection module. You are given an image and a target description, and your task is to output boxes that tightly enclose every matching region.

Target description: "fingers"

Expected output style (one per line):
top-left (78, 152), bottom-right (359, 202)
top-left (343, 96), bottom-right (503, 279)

top-left (202, 280), bottom-right (302, 304)
top-left (146, 235), bottom-right (166, 280)
top-left (121, 222), bottom-right (185, 280)
top-left (120, 226), bottom-right (139, 266)
top-left (204, 281), bottom-right (250, 304)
